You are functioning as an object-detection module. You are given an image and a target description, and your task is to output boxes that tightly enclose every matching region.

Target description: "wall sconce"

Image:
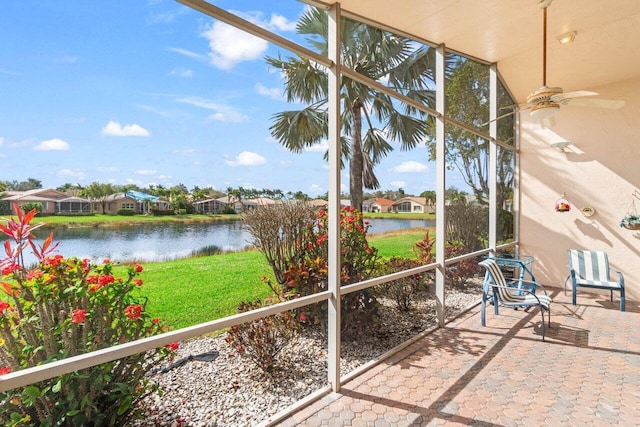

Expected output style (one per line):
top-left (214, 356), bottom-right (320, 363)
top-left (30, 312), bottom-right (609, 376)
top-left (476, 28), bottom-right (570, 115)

top-left (555, 193), bottom-right (571, 212)
top-left (557, 31), bottom-right (577, 44)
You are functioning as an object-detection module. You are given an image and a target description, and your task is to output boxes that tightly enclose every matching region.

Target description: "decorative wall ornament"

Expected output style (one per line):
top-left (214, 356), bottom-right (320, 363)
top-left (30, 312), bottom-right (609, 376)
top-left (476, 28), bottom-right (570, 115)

top-left (555, 194), bottom-right (571, 212)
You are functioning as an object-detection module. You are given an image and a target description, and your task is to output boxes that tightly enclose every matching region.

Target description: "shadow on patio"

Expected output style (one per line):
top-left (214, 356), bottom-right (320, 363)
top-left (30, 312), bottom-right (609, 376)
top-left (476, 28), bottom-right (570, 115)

top-left (275, 288), bottom-right (640, 426)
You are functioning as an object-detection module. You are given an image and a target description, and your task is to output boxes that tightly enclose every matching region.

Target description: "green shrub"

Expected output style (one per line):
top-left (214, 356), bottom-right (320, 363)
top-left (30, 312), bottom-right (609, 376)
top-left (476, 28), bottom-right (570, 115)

top-left (0, 203), bottom-right (177, 426)
top-left (21, 202), bottom-right (42, 213)
top-left (117, 208), bottom-right (135, 216)
top-left (376, 257), bottom-right (426, 311)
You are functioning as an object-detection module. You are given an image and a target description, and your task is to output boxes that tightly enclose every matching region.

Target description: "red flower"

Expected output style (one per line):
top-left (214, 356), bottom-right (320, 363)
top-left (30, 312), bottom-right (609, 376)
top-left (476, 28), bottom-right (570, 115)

top-left (71, 309), bottom-right (87, 323)
top-left (102, 259), bottom-right (111, 264)
top-left (0, 366), bottom-right (11, 375)
top-left (165, 342), bottom-right (179, 351)
top-left (299, 313), bottom-right (307, 323)
top-left (98, 274), bottom-right (115, 286)
top-left (1, 264), bottom-right (20, 276)
top-left (132, 264), bottom-right (143, 273)
top-left (125, 304), bottom-right (143, 320)
top-left (152, 317), bottom-right (161, 324)
top-left (133, 278), bottom-right (143, 287)
top-left (0, 301), bottom-right (10, 314)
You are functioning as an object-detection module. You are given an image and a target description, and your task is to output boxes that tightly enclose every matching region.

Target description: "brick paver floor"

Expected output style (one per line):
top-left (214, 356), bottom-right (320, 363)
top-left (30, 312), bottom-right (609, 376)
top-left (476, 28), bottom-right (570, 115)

top-left (274, 287), bottom-right (639, 426)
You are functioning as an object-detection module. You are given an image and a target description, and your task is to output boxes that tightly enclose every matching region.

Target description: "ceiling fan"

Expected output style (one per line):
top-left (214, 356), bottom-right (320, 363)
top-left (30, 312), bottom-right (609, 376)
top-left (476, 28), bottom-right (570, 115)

top-left (523, 0), bottom-right (625, 127)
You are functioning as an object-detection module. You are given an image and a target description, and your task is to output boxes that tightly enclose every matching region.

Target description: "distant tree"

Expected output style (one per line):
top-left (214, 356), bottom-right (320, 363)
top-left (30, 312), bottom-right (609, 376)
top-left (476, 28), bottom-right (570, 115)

top-left (56, 183), bottom-right (84, 195)
top-left (420, 190), bottom-right (436, 203)
top-left (191, 186), bottom-right (209, 202)
top-left (5, 178), bottom-right (42, 191)
top-left (291, 191), bottom-right (310, 201)
top-left (80, 182), bottom-right (116, 214)
top-left (0, 181), bottom-right (6, 192)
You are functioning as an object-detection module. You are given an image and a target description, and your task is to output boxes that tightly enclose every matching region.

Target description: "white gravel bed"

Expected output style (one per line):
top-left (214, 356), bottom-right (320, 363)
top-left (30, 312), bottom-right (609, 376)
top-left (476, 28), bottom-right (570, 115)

top-left (131, 282), bottom-right (482, 427)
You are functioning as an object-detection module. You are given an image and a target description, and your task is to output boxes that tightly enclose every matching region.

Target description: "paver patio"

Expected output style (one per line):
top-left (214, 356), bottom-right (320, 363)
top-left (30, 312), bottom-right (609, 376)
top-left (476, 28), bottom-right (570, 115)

top-left (275, 287), bottom-right (639, 426)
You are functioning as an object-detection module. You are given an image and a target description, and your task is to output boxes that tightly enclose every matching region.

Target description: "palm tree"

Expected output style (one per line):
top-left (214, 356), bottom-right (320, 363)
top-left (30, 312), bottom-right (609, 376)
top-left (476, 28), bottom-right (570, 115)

top-left (267, 8), bottom-right (439, 212)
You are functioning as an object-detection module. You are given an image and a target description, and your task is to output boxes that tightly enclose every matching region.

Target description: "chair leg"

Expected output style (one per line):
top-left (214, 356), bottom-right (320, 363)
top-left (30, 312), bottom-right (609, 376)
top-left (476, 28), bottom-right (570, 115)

top-left (621, 289), bottom-right (626, 312)
top-left (540, 308), bottom-right (546, 341)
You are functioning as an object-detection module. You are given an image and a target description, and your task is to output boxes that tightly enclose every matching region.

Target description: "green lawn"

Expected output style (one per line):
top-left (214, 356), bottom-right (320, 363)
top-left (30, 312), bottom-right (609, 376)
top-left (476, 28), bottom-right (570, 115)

top-left (133, 230), bottom-right (428, 330)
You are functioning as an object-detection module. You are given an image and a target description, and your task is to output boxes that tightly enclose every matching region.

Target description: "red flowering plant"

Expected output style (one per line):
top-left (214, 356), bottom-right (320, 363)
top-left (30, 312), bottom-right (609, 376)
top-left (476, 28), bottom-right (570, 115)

top-left (0, 203), bottom-right (176, 426)
top-left (285, 206), bottom-right (380, 330)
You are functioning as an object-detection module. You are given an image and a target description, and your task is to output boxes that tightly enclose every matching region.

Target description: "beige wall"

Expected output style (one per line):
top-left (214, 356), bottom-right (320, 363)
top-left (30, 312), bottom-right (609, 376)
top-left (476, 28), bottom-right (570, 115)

top-left (519, 76), bottom-right (640, 300)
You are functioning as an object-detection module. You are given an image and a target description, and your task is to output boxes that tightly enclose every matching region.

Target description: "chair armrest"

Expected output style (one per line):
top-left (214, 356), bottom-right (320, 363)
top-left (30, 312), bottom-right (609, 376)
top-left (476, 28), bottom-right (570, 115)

top-left (613, 270), bottom-right (625, 287)
top-left (511, 279), bottom-right (549, 295)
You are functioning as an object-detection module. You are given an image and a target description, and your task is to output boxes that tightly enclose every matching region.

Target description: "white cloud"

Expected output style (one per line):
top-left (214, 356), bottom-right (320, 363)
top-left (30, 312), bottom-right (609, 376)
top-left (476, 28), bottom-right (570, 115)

top-left (0, 153), bottom-right (6, 158)
top-left (136, 169), bottom-right (157, 176)
top-left (391, 180), bottom-right (406, 188)
top-left (172, 148), bottom-right (197, 155)
top-left (170, 67), bottom-right (193, 77)
top-left (0, 137), bottom-right (3, 147)
top-left (101, 120), bottom-right (151, 137)
top-left (309, 183), bottom-right (324, 195)
top-left (200, 11), bottom-right (296, 70)
top-left (34, 138), bottom-right (70, 151)
top-left (167, 47), bottom-right (207, 61)
top-left (255, 82), bottom-right (281, 99)
top-left (97, 166), bottom-right (118, 172)
top-left (59, 168), bottom-right (85, 178)
top-left (157, 175), bottom-right (172, 180)
top-left (306, 139), bottom-right (329, 153)
top-left (392, 161), bottom-right (428, 173)
top-left (201, 22), bottom-right (268, 70)
top-left (178, 97), bottom-right (247, 122)
top-left (225, 151), bottom-right (267, 167)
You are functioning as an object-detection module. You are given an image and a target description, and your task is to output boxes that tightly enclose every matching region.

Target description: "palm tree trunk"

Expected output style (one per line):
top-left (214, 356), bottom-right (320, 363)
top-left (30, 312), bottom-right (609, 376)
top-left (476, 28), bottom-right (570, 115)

top-left (350, 99), bottom-right (364, 212)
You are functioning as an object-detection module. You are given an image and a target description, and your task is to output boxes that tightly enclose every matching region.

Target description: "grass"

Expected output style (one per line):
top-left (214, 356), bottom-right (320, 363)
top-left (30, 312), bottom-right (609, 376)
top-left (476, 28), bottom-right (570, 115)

top-left (133, 230), bottom-right (429, 330)
top-left (131, 250), bottom-right (274, 330)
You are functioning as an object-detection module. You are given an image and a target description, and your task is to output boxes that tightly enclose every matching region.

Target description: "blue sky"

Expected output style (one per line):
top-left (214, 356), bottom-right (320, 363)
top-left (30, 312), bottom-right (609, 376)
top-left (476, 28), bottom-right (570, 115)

top-left (0, 0), bottom-right (442, 197)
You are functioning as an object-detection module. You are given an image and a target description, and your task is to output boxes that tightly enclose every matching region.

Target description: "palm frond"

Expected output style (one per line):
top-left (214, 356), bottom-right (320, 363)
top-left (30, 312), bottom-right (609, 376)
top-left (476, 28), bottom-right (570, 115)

top-left (269, 107), bottom-right (328, 153)
top-left (362, 152), bottom-right (381, 190)
top-left (385, 110), bottom-right (429, 150)
top-left (362, 128), bottom-right (393, 164)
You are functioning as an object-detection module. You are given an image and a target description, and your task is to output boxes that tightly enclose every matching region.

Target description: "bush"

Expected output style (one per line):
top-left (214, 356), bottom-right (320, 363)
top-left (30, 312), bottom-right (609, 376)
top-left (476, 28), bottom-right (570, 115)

top-left (376, 257), bottom-right (426, 311)
top-left (242, 202), bottom-right (317, 285)
top-left (21, 202), bottom-right (42, 213)
top-left (117, 208), bottom-right (135, 216)
top-left (444, 242), bottom-right (482, 287)
top-left (0, 203), bottom-right (177, 426)
top-left (150, 209), bottom-right (175, 216)
top-left (225, 297), bottom-right (298, 373)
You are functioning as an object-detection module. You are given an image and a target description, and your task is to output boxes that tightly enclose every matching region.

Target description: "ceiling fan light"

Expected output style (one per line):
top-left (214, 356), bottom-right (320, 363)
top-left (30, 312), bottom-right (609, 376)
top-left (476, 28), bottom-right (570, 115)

top-left (530, 103), bottom-right (560, 120)
top-left (557, 31), bottom-right (577, 44)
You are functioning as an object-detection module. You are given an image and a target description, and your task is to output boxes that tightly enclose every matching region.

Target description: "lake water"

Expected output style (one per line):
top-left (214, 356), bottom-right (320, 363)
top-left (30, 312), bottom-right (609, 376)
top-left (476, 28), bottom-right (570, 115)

top-left (35, 218), bottom-right (434, 263)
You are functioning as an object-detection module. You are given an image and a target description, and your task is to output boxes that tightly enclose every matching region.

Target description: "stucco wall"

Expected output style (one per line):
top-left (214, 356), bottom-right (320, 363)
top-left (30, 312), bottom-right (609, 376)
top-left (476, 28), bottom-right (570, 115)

top-left (519, 76), bottom-right (640, 300)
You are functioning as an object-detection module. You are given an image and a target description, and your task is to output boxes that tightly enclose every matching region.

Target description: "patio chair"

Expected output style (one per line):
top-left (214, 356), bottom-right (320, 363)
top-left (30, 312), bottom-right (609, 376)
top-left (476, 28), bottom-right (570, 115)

top-left (567, 250), bottom-right (625, 311)
top-left (479, 259), bottom-right (552, 341)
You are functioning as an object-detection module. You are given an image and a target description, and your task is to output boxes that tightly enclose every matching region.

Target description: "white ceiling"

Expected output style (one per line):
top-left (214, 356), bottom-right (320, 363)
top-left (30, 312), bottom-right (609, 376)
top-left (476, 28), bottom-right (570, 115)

top-left (313, 0), bottom-right (640, 103)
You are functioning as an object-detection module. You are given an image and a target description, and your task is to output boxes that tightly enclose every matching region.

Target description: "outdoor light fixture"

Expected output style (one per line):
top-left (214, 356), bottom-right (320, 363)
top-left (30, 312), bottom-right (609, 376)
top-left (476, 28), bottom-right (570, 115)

top-left (530, 102), bottom-right (560, 120)
top-left (557, 31), bottom-right (576, 44)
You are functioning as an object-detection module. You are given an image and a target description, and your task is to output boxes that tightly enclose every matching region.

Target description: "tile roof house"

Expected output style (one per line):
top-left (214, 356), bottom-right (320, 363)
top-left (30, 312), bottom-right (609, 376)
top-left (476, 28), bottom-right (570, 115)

top-left (362, 197), bottom-right (394, 213)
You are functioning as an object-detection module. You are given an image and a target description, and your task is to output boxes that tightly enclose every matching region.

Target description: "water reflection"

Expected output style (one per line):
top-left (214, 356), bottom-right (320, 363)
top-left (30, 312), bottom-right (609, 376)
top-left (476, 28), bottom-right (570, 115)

top-left (35, 218), bottom-right (434, 263)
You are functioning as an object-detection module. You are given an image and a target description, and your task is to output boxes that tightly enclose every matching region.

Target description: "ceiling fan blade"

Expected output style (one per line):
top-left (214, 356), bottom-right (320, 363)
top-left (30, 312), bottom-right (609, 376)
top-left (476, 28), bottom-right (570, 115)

top-left (565, 98), bottom-right (625, 109)
top-left (553, 90), bottom-right (598, 101)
